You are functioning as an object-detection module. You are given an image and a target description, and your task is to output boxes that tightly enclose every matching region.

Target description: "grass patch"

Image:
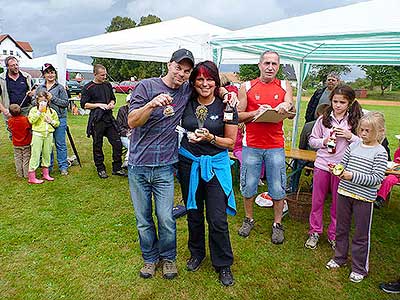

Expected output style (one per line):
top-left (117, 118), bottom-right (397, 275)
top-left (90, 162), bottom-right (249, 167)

top-left (0, 95), bottom-right (399, 299)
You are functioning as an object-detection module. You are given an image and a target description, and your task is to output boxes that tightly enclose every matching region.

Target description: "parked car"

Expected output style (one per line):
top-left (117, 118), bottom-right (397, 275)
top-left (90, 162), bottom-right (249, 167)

top-left (113, 81), bottom-right (138, 93)
top-left (67, 80), bottom-right (82, 95)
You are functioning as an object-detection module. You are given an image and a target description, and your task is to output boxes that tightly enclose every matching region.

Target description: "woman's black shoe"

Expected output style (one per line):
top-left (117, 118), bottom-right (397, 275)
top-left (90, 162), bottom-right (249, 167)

top-left (219, 267), bottom-right (234, 286)
top-left (186, 257), bottom-right (204, 272)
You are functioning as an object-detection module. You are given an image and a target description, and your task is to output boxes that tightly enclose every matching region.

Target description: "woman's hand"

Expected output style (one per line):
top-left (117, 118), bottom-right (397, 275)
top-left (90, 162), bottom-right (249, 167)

top-left (44, 115), bottom-right (52, 123)
top-left (223, 92), bottom-right (238, 107)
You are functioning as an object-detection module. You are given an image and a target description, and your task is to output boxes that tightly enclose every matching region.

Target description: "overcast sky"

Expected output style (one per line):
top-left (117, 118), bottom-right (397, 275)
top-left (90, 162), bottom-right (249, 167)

top-left (0, 0), bottom-right (369, 59)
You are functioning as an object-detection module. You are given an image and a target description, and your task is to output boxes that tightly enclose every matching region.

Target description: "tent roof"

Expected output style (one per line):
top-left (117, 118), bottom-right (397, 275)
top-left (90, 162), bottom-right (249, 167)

top-left (57, 16), bottom-right (231, 63)
top-left (211, 0), bottom-right (400, 65)
top-left (20, 54), bottom-right (93, 72)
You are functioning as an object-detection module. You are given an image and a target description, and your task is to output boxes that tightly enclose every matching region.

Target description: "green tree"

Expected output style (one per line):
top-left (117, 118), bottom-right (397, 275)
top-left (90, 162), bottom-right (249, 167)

top-left (239, 64), bottom-right (286, 81)
top-left (361, 65), bottom-right (400, 95)
top-left (93, 15), bottom-right (164, 83)
top-left (106, 16), bottom-right (136, 32)
top-left (313, 65), bottom-right (351, 83)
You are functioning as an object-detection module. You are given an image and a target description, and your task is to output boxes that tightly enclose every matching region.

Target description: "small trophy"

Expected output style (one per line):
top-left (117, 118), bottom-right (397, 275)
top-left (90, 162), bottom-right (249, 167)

top-left (195, 104), bottom-right (208, 134)
top-left (163, 92), bottom-right (175, 117)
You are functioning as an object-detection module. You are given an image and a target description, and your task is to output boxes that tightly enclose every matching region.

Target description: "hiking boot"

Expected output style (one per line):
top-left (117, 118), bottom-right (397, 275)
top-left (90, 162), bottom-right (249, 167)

top-left (349, 271), bottom-right (365, 283)
top-left (326, 259), bottom-right (341, 270)
top-left (98, 170), bottom-right (108, 179)
top-left (379, 281), bottom-right (400, 294)
top-left (271, 223), bottom-right (284, 244)
top-left (305, 233), bottom-right (319, 249)
top-left (219, 267), bottom-right (234, 286)
top-left (238, 218), bottom-right (255, 237)
top-left (139, 262), bottom-right (156, 279)
top-left (162, 259), bottom-right (177, 279)
top-left (186, 256), bottom-right (205, 272)
top-left (328, 239), bottom-right (336, 250)
top-left (112, 169), bottom-right (128, 177)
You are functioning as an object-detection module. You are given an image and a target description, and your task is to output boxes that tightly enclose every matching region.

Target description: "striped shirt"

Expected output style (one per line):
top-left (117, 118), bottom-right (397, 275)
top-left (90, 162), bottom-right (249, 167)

top-left (338, 141), bottom-right (387, 202)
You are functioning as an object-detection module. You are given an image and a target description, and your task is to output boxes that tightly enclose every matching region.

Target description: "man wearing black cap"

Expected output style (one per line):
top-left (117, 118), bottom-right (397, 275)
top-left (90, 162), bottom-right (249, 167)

top-left (127, 48), bottom-right (195, 280)
top-left (0, 56), bottom-right (34, 119)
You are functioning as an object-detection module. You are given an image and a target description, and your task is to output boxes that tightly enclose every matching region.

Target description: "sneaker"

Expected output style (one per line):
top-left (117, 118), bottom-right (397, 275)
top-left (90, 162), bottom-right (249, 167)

top-left (305, 233), bottom-right (319, 249)
top-left (139, 262), bottom-right (156, 279)
top-left (282, 200), bottom-right (289, 217)
top-left (326, 259), bottom-right (341, 270)
top-left (60, 169), bottom-right (68, 176)
top-left (186, 256), bottom-right (205, 272)
top-left (379, 281), bottom-right (400, 294)
top-left (255, 192), bottom-right (273, 208)
top-left (328, 239), bottom-right (336, 250)
top-left (271, 223), bottom-right (284, 244)
top-left (112, 169), bottom-right (128, 177)
top-left (219, 267), bottom-right (234, 286)
top-left (349, 271), bottom-right (365, 283)
top-left (374, 196), bottom-right (385, 209)
top-left (162, 259), bottom-right (178, 279)
top-left (238, 218), bottom-right (255, 237)
top-left (98, 170), bottom-right (108, 179)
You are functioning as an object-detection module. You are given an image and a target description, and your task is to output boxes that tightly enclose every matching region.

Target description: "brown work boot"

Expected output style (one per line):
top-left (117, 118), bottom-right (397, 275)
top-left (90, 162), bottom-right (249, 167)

top-left (139, 262), bottom-right (156, 279)
top-left (161, 259), bottom-right (178, 279)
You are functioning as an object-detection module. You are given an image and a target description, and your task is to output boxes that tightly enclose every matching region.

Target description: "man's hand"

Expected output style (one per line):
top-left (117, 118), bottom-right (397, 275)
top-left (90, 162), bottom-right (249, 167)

top-left (223, 92), bottom-right (238, 107)
top-left (106, 101), bottom-right (115, 110)
top-left (148, 93), bottom-right (173, 108)
top-left (275, 102), bottom-right (292, 114)
top-left (98, 103), bottom-right (109, 110)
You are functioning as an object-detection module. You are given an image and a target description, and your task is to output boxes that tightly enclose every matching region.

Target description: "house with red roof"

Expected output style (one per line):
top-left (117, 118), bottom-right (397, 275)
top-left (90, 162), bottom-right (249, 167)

top-left (0, 34), bottom-right (33, 66)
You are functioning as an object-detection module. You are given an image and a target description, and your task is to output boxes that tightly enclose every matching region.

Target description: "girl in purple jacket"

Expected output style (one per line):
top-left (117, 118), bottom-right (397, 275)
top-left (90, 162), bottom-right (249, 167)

top-left (305, 85), bottom-right (362, 250)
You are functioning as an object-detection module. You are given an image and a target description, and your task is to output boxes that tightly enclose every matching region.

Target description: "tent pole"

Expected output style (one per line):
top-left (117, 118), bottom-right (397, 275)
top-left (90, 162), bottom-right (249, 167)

top-left (291, 62), bottom-right (304, 148)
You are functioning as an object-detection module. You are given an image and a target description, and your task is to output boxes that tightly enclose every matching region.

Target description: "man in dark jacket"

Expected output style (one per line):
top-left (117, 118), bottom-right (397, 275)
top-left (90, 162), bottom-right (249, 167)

top-left (81, 64), bottom-right (126, 179)
top-left (305, 72), bottom-right (340, 122)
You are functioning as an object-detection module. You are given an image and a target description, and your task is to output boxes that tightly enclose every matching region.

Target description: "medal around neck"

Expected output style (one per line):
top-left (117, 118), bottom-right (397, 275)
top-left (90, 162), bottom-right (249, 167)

top-left (195, 104), bottom-right (208, 133)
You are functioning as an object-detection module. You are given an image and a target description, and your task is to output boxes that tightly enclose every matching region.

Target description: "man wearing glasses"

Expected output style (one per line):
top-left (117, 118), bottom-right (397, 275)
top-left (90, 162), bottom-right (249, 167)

top-left (305, 72), bottom-right (340, 122)
top-left (0, 56), bottom-right (34, 119)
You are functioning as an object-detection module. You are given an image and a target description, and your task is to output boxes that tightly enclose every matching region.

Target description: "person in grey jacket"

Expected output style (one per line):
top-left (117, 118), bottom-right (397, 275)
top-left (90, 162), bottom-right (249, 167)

top-left (34, 63), bottom-right (69, 175)
top-left (0, 56), bottom-right (33, 118)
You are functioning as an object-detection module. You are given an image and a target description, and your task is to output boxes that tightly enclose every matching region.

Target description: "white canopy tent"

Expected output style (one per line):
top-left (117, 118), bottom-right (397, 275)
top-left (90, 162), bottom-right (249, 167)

top-left (20, 54), bottom-right (93, 72)
top-left (210, 0), bottom-right (400, 146)
top-left (56, 17), bottom-right (235, 85)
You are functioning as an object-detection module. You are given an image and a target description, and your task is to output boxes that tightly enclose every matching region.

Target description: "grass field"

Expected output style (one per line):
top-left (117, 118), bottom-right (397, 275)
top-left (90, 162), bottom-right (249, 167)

top-left (1, 95), bottom-right (399, 300)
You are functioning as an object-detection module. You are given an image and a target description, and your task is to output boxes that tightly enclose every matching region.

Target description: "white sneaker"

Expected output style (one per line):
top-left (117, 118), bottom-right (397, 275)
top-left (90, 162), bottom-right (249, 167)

top-left (282, 200), bottom-right (289, 217)
top-left (349, 271), bottom-right (364, 283)
top-left (326, 259), bottom-right (341, 269)
top-left (305, 233), bottom-right (319, 249)
top-left (255, 192), bottom-right (273, 208)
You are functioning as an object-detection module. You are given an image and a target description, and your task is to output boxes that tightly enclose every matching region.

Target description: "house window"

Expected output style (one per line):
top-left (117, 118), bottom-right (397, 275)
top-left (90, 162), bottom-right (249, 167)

top-left (10, 50), bottom-right (14, 55)
top-left (3, 50), bottom-right (7, 55)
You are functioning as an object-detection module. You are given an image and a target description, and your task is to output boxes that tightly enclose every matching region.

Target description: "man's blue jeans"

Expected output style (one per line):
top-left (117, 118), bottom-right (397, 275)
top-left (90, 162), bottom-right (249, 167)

top-left (128, 164), bottom-right (176, 263)
top-left (51, 117), bottom-right (68, 171)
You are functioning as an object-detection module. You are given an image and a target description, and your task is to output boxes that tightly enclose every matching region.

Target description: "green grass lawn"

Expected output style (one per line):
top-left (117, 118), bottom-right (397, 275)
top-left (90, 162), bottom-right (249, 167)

top-left (1, 95), bottom-right (399, 300)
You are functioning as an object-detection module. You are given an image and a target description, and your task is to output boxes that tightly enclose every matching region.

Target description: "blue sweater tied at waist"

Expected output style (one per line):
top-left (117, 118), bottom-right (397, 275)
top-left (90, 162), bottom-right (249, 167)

top-left (179, 147), bottom-right (236, 216)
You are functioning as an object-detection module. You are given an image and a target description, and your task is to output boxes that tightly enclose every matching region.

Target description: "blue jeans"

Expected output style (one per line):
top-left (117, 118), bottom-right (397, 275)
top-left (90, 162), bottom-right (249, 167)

top-left (240, 146), bottom-right (286, 200)
top-left (51, 117), bottom-right (68, 171)
top-left (128, 164), bottom-right (176, 263)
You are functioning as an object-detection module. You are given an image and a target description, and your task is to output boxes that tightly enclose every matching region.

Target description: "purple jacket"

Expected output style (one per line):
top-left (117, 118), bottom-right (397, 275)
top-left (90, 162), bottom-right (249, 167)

top-left (309, 113), bottom-right (360, 171)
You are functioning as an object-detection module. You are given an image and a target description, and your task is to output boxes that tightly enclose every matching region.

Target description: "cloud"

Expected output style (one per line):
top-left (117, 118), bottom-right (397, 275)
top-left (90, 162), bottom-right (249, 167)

top-left (126, 0), bottom-right (286, 30)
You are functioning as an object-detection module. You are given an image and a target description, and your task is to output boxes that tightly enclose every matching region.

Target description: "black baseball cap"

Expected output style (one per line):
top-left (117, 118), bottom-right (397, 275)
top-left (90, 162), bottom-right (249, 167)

top-left (170, 48), bottom-right (195, 67)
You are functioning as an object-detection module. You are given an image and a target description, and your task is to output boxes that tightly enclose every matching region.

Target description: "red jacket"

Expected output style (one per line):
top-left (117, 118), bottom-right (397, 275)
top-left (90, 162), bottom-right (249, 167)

top-left (8, 115), bottom-right (32, 146)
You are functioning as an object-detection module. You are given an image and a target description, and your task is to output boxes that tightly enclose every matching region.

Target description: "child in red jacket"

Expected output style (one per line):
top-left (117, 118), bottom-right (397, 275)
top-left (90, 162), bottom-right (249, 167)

top-left (375, 135), bottom-right (400, 208)
top-left (7, 104), bottom-right (32, 178)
